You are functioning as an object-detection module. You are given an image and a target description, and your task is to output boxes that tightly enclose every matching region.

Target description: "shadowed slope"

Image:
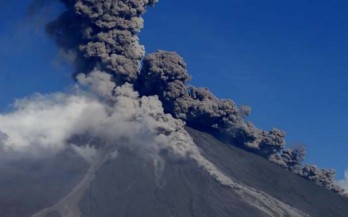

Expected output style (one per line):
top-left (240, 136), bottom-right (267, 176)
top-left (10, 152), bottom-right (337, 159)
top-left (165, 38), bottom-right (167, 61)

top-left (75, 127), bottom-right (348, 217)
top-left (187, 127), bottom-right (348, 217)
top-left (0, 150), bottom-right (87, 217)
top-left (78, 147), bottom-right (267, 217)
top-left (0, 128), bottom-right (347, 217)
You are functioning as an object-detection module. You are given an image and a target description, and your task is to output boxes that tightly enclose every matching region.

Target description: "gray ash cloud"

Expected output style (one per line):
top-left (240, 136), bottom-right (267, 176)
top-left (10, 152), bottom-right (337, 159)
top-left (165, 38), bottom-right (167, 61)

top-left (137, 51), bottom-right (286, 157)
top-left (137, 51), bottom-right (343, 194)
top-left (295, 165), bottom-right (343, 193)
top-left (32, 0), bottom-right (344, 194)
top-left (46, 0), bottom-right (158, 83)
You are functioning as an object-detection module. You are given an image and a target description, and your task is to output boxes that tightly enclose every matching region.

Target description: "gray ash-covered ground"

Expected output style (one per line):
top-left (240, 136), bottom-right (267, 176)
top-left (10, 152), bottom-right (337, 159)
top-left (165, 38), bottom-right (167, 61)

top-left (1, 127), bottom-right (347, 217)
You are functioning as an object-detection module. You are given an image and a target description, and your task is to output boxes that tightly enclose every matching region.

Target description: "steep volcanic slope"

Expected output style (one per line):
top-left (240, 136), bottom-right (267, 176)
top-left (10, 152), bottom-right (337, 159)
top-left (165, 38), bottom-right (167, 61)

top-left (187, 127), bottom-right (348, 217)
top-left (0, 128), bottom-right (347, 217)
top-left (73, 127), bottom-right (347, 217)
top-left (0, 150), bottom-right (87, 217)
top-left (78, 147), bottom-right (266, 217)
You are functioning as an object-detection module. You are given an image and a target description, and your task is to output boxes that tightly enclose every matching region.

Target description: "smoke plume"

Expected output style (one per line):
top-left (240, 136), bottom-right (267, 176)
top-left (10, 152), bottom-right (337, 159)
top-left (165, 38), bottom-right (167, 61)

top-left (46, 0), bottom-right (158, 83)
top-left (7, 0), bottom-right (343, 196)
top-left (137, 51), bottom-right (287, 157)
top-left (0, 92), bottom-right (100, 155)
top-left (0, 82), bottom-right (199, 164)
top-left (135, 50), bottom-right (344, 193)
top-left (45, 0), bottom-right (288, 161)
top-left (294, 165), bottom-right (343, 193)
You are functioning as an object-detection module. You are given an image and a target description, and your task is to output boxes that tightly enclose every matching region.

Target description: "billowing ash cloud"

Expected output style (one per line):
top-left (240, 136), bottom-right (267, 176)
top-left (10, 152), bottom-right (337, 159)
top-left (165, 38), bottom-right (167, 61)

top-left (2, 70), bottom-right (271, 206)
top-left (45, 0), bottom-right (287, 161)
top-left (0, 92), bottom-right (100, 155)
top-left (20, 0), bottom-right (344, 195)
top-left (46, 0), bottom-right (158, 83)
top-left (77, 69), bottom-right (116, 99)
top-left (269, 146), bottom-right (306, 169)
top-left (0, 79), bottom-right (194, 162)
top-left (137, 51), bottom-right (286, 158)
top-left (137, 50), bottom-right (344, 194)
top-left (294, 165), bottom-right (343, 193)
top-left (269, 146), bottom-right (343, 193)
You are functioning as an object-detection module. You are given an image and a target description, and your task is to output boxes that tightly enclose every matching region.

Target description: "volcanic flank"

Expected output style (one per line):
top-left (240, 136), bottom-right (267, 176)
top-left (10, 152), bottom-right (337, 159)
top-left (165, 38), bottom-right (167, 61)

top-left (0, 0), bottom-right (347, 217)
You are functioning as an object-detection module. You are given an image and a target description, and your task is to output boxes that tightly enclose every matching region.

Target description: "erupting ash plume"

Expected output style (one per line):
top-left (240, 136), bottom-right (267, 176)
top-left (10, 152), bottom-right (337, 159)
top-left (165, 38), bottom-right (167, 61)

top-left (137, 51), bottom-right (286, 158)
top-left (45, 0), bottom-right (288, 163)
top-left (136, 51), bottom-right (343, 194)
top-left (46, 0), bottom-right (158, 83)
top-left (0, 82), bottom-right (193, 160)
top-left (294, 164), bottom-right (343, 193)
top-left (0, 68), bottom-right (214, 163)
top-left (4, 0), bottom-right (343, 198)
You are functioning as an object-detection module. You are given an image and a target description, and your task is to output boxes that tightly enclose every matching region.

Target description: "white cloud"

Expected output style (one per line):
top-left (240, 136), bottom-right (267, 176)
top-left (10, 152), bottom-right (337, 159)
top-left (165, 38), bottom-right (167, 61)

top-left (0, 92), bottom-right (105, 155)
top-left (71, 145), bottom-right (99, 163)
top-left (337, 168), bottom-right (348, 193)
top-left (0, 83), bottom-right (196, 160)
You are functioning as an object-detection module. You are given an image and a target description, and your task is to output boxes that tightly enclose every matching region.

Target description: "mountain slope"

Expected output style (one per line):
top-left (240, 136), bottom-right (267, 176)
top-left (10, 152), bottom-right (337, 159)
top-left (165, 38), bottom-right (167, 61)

top-left (187, 127), bottom-right (348, 217)
top-left (0, 150), bottom-right (87, 217)
top-left (0, 127), bottom-right (347, 217)
top-left (75, 127), bottom-right (348, 217)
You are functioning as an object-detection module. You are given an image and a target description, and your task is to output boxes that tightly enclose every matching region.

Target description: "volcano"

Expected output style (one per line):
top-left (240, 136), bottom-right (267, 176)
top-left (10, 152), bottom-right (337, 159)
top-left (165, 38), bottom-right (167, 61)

top-left (0, 127), bottom-right (347, 217)
top-left (1, 0), bottom-right (347, 216)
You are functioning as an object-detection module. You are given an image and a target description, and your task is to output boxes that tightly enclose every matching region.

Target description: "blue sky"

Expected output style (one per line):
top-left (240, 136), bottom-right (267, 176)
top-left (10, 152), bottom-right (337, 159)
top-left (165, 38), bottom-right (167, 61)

top-left (0, 0), bottom-right (347, 178)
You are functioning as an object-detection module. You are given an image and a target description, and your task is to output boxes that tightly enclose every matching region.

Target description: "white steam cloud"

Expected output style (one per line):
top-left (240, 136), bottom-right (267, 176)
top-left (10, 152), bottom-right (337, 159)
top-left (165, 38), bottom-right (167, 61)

top-left (0, 93), bottom-right (103, 155)
top-left (0, 71), bottom-right (198, 162)
top-left (338, 169), bottom-right (348, 193)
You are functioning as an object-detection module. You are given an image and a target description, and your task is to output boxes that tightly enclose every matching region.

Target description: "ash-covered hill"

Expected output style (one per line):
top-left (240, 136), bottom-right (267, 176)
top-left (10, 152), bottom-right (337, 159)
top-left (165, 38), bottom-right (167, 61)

top-left (76, 127), bottom-right (348, 217)
top-left (0, 1), bottom-right (347, 217)
top-left (0, 127), bottom-right (347, 217)
top-left (187, 127), bottom-right (348, 217)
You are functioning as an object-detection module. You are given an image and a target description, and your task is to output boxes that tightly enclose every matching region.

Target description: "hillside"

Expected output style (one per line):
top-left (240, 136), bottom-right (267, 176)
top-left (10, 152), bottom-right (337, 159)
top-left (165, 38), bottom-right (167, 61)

top-left (0, 127), bottom-right (347, 217)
